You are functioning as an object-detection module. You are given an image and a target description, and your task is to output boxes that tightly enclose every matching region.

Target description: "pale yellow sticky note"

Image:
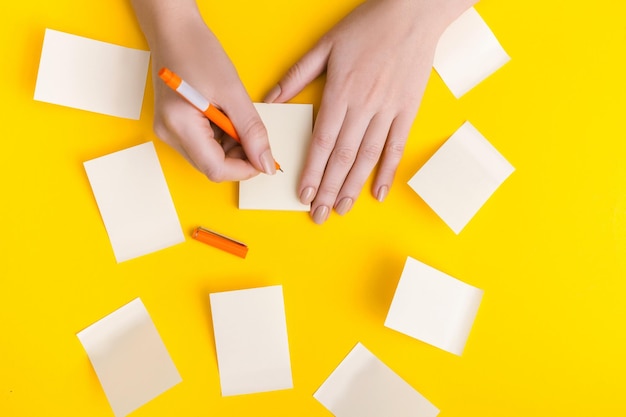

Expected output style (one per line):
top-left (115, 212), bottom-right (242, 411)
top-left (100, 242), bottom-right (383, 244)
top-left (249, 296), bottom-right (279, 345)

top-left (238, 103), bottom-right (312, 211)
top-left (314, 343), bottom-right (439, 417)
top-left (210, 285), bottom-right (293, 396)
top-left (408, 122), bottom-right (514, 234)
top-left (34, 29), bottom-right (150, 119)
top-left (84, 142), bottom-right (185, 262)
top-left (77, 298), bottom-right (181, 417)
top-left (434, 7), bottom-right (510, 98)
top-left (385, 257), bottom-right (483, 356)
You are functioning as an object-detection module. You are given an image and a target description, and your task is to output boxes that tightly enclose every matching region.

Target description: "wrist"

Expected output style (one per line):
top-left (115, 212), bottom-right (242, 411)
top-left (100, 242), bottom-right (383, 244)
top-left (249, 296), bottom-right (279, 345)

top-left (401, 0), bottom-right (479, 38)
top-left (131, 0), bottom-right (204, 50)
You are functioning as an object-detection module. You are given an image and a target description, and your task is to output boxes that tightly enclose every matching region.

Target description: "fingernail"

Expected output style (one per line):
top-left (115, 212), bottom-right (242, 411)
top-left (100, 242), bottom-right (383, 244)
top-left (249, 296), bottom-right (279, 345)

top-left (312, 206), bottom-right (329, 225)
top-left (377, 185), bottom-right (388, 202)
top-left (260, 150), bottom-right (276, 175)
top-left (335, 198), bottom-right (353, 216)
top-left (264, 84), bottom-right (281, 103)
top-left (300, 187), bottom-right (315, 204)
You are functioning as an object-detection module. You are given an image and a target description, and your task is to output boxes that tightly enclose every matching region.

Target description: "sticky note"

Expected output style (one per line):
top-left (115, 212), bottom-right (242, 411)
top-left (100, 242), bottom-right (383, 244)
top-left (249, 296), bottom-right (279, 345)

top-left (314, 343), bottom-right (439, 417)
top-left (408, 121), bottom-right (514, 234)
top-left (34, 28), bottom-right (150, 119)
top-left (209, 285), bottom-right (293, 396)
top-left (238, 103), bottom-right (312, 211)
top-left (434, 7), bottom-right (510, 98)
top-left (84, 142), bottom-right (185, 262)
top-left (77, 298), bottom-right (181, 417)
top-left (385, 257), bottom-right (483, 356)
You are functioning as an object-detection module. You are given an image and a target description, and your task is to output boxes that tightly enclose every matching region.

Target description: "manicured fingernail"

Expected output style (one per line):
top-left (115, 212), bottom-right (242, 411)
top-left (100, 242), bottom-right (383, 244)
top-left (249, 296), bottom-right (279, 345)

top-left (335, 198), bottom-right (353, 216)
top-left (264, 84), bottom-right (281, 103)
top-left (377, 185), bottom-right (388, 202)
top-left (312, 206), bottom-right (329, 225)
top-left (260, 150), bottom-right (276, 175)
top-left (300, 187), bottom-right (315, 204)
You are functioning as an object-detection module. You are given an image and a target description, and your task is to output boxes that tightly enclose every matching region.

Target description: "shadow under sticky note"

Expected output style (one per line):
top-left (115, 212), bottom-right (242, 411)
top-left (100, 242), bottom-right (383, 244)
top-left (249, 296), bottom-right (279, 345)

top-left (34, 28), bottom-right (150, 119)
top-left (76, 298), bottom-right (181, 417)
top-left (238, 103), bottom-right (312, 211)
top-left (84, 142), bottom-right (185, 262)
top-left (384, 257), bottom-right (483, 356)
top-left (408, 121), bottom-right (514, 234)
top-left (209, 285), bottom-right (293, 396)
top-left (434, 7), bottom-right (510, 98)
top-left (314, 343), bottom-right (439, 417)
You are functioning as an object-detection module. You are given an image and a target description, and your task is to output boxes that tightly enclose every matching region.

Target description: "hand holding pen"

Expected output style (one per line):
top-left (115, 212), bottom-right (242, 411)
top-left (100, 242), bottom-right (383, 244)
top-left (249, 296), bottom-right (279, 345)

top-left (134, 6), bottom-right (277, 181)
top-left (159, 68), bottom-right (282, 172)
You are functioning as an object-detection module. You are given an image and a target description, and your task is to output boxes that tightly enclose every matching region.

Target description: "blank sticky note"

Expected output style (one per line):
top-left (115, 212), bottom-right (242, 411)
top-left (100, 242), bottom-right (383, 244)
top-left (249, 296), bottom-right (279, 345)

top-left (434, 7), bottom-right (510, 98)
top-left (34, 28), bottom-right (150, 119)
top-left (408, 121), bottom-right (514, 234)
top-left (77, 298), bottom-right (181, 417)
top-left (385, 257), bottom-right (483, 356)
top-left (209, 285), bottom-right (293, 396)
top-left (239, 103), bottom-right (312, 211)
top-left (84, 142), bottom-right (185, 262)
top-left (314, 343), bottom-right (439, 417)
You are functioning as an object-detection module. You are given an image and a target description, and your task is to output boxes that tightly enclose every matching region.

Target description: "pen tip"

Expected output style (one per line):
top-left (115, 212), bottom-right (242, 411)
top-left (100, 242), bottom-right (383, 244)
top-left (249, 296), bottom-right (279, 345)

top-left (279, 168), bottom-right (284, 173)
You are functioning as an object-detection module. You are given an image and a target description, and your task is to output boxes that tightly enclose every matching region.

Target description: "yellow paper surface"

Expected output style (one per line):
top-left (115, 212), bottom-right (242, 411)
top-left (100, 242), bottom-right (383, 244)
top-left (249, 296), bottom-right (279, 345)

top-left (2, 1), bottom-right (626, 416)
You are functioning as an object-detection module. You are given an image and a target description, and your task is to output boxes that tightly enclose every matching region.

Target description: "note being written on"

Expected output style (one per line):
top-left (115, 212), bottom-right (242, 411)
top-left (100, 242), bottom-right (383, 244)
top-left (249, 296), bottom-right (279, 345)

top-left (434, 7), bottom-right (510, 98)
top-left (408, 121), bottom-right (514, 234)
top-left (314, 343), bottom-right (439, 417)
top-left (34, 29), bottom-right (150, 119)
top-left (210, 285), bottom-right (293, 396)
top-left (76, 298), bottom-right (181, 417)
top-left (385, 257), bottom-right (483, 356)
top-left (84, 142), bottom-right (185, 262)
top-left (238, 103), bottom-right (312, 211)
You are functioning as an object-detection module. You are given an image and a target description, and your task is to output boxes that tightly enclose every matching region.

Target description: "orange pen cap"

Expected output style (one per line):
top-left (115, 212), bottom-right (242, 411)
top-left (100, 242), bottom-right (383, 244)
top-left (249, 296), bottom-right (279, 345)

top-left (192, 226), bottom-right (248, 259)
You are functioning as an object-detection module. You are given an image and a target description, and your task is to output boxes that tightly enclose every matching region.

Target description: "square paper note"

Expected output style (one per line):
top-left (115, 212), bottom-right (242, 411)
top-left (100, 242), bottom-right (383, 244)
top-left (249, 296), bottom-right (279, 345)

top-left (434, 7), bottom-right (510, 98)
top-left (385, 257), bottom-right (483, 356)
top-left (34, 28), bottom-right (150, 119)
top-left (408, 121), bottom-right (514, 234)
top-left (84, 142), bottom-right (185, 262)
top-left (77, 298), bottom-right (181, 417)
top-left (239, 103), bottom-right (312, 211)
top-left (314, 343), bottom-right (439, 417)
top-left (210, 285), bottom-right (293, 396)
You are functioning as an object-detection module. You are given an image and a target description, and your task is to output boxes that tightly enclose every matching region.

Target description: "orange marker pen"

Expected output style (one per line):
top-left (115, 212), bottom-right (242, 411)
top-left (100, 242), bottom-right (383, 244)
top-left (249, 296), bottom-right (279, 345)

top-left (158, 67), bottom-right (282, 172)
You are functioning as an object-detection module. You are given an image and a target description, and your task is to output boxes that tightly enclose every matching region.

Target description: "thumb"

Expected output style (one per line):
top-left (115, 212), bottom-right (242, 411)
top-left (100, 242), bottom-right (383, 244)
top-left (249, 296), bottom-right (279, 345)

top-left (264, 40), bottom-right (331, 103)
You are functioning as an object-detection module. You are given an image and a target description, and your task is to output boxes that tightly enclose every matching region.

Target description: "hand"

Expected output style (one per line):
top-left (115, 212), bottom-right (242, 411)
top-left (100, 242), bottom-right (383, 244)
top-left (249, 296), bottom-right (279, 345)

top-left (265, 0), bottom-right (475, 223)
top-left (132, 0), bottom-right (277, 181)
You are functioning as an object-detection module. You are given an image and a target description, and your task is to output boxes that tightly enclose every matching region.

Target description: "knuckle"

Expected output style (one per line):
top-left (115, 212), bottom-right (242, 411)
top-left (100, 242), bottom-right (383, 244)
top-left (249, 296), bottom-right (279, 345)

top-left (285, 62), bottom-right (305, 84)
top-left (360, 143), bottom-right (383, 163)
top-left (239, 118), bottom-right (268, 142)
top-left (333, 147), bottom-right (356, 165)
top-left (387, 138), bottom-right (407, 158)
top-left (201, 165), bottom-right (225, 183)
top-left (312, 131), bottom-right (336, 152)
top-left (319, 182), bottom-right (342, 198)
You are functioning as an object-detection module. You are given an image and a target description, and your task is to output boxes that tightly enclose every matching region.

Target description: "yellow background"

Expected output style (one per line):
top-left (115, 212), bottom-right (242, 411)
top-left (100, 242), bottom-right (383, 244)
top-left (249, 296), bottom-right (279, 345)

top-left (2, 0), bottom-right (625, 416)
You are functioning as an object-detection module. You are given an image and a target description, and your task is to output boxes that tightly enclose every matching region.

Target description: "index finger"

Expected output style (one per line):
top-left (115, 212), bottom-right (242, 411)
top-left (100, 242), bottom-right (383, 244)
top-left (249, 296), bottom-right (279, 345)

top-left (219, 89), bottom-right (277, 176)
top-left (298, 92), bottom-right (348, 204)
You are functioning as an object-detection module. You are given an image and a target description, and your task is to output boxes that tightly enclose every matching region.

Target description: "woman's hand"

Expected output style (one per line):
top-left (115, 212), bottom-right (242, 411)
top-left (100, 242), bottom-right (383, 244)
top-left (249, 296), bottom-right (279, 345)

top-left (265, 0), bottom-right (476, 223)
top-left (132, 0), bottom-right (277, 181)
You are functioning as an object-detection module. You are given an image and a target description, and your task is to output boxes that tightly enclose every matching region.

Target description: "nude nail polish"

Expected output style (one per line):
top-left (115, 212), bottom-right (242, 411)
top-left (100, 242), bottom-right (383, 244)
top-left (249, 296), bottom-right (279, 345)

top-left (312, 206), bottom-right (329, 225)
top-left (300, 187), bottom-right (315, 204)
top-left (264, 84), bottom-right (281, 103)
top-left (335, 198), bottom-right (353, 216)
top-left (377, 185), bottom-right (388, 202)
